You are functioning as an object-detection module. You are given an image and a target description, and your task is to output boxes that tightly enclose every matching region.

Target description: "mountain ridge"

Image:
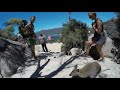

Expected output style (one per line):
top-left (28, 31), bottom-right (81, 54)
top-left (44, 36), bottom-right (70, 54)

top-left (35, 18), bottom-right (118, 39)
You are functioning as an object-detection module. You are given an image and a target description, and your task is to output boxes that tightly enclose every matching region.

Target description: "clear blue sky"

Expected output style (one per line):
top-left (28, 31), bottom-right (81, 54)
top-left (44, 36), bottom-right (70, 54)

top-left (0, 12), bottom-right (116, 34)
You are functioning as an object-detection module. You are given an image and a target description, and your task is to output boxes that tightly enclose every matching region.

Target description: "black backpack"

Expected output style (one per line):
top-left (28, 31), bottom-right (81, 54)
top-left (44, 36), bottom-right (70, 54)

top-left (89, 45), bottom-right (100, 60)
top-left (18, 20), bottom-right (29, 38)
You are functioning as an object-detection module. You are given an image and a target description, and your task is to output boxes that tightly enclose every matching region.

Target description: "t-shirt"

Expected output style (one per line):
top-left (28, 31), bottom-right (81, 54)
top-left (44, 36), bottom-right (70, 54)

top-left (39, 36), bottom-right (46, 44)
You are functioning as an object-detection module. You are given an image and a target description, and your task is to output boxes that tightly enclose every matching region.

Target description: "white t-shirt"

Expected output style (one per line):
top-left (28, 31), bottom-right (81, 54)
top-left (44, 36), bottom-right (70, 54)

top-left (39, 36), bottom-right (46, 44)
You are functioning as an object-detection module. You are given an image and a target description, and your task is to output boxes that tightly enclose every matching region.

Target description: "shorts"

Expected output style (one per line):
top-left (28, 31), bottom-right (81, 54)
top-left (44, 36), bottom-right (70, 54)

top-left (96, 34), bottom-right (106, 45)
top-left (29, 38), bottom-right (36, 47)
top-left (92, 36), bottom-right (100, 43)
top-left (92, 31), bottom-right (107, 46)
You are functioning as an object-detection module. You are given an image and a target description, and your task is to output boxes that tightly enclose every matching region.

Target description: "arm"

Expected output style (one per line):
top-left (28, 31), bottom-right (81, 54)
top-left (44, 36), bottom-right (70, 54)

top-left (24, 25), bottom-right (30, 34)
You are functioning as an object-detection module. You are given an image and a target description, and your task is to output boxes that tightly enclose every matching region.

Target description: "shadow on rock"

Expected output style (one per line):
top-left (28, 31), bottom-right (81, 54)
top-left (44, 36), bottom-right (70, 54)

top-left (39, 55), bottom-right (80, 78)
top-left (30, 59), bottom-right (50, 78)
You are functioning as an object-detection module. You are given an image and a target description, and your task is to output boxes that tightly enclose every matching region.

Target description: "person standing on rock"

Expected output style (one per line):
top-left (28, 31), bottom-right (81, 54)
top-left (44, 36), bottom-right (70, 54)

top-left (24, 16), bottom-right (37, 60)
top-left (83, 12), bottom-right (107, 62)
top-left (39, 34), bottom-right (48, 52)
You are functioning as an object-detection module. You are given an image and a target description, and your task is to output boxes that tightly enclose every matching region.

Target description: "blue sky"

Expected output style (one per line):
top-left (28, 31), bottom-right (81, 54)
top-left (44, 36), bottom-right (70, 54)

top-left (0, 12), bottom-right (116, 34)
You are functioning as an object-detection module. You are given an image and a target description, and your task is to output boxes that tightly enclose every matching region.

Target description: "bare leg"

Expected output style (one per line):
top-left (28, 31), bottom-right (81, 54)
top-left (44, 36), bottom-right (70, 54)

top-left (85, 39), bottom-right (94, 55)
top-left (96, 44), bottom-right (104, 61)
top-left (84, 41), bottom-right (88, 53)
top-left (31, 45), bottom-right (36, 59)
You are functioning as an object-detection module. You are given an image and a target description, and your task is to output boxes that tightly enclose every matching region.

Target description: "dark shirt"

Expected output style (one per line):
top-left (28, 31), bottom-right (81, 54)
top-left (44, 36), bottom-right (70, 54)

top-left (92, 18), bottom-right (103, 42)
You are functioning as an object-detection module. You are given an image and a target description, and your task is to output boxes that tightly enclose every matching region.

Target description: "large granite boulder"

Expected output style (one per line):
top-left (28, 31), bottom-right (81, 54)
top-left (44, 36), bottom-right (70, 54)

top-left (0, 37), bottom-right (31, 78)
top-left (69, 48), bottom-right (82, 56)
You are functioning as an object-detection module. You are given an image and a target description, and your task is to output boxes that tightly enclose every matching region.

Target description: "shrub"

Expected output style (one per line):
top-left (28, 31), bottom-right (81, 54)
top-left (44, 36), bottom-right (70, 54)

top-left (61, 19), bottom-right (88, 55)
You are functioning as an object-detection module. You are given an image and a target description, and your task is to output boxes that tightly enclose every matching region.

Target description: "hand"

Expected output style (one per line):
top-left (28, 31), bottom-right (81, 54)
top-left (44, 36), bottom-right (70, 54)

top-left (92, 24), bottom-right (96, 30)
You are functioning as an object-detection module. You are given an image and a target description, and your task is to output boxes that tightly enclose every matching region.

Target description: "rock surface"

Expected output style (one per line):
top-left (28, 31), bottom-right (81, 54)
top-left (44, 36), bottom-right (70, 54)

top-left (10, 43), bottom-right (120, 78)
top-left (69, 48), bottom-right (82, 56)
top-left (1, 34), bottom-right (120, 78)
top-left (0, 37), bottom-right (29, 78)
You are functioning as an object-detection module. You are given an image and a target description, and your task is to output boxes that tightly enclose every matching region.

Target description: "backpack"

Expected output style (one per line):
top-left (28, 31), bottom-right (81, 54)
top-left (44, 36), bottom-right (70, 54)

top-left (18, 20), bottom-right (29, 38)
top-left (89, 45), bottom-right (100, 60)
top-left (26, 23), bottom-right (36, 38)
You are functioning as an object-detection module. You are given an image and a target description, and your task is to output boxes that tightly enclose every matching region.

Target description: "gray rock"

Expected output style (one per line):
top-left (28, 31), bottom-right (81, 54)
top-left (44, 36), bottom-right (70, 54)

top-left (0, 74), bottom-right (3, 78)
top-left (97, 73), bottom-right (113, 78)
top-left (0, 38), bottom-right (28, 77)
top-left (24, 45), bottom-right (32, 59)
top-left (69, 48), bottom-right (82, 56)
top-left (98, 73), bottom-right (108, 78)
top-left (1, 58), bottom-right (17, 77)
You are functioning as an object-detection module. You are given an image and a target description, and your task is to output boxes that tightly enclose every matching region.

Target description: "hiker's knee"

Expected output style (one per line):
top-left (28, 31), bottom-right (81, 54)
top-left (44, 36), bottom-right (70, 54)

top-left (86, 41), bottom-right (90, 45)
top-left (85, 41), bottom-right (88, 46)
top-left (87, 41), bottom-right (93, 47)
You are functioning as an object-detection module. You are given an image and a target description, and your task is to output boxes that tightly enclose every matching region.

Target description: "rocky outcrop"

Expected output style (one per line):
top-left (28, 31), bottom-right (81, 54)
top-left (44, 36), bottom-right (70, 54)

top-left (69, 48), bottom-right (82, 56)
top-left (10, 52), bottom-right (120, 78)
top-left (0, 37), bottom-right (31, 78)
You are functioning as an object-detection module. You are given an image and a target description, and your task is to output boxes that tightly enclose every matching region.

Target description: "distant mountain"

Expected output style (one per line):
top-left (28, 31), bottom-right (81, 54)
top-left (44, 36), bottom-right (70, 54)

top-left (35, 18), bottom-right (118, 39)
top-left (35, 27), bottom-right (63, 37)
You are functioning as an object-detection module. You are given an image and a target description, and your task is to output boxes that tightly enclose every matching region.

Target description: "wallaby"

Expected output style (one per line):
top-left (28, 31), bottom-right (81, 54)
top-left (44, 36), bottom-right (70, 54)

top-left (69, 62), bottom-right (101, 78)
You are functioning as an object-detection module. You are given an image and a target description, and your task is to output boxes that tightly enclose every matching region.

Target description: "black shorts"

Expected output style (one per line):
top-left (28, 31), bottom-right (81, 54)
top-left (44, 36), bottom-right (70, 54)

top-left (92, 36), bottom-right (100, 43)
top-left (92, 32), bottom-right (101, 43)
top-left (92, 34), bottom-right (106, 45)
